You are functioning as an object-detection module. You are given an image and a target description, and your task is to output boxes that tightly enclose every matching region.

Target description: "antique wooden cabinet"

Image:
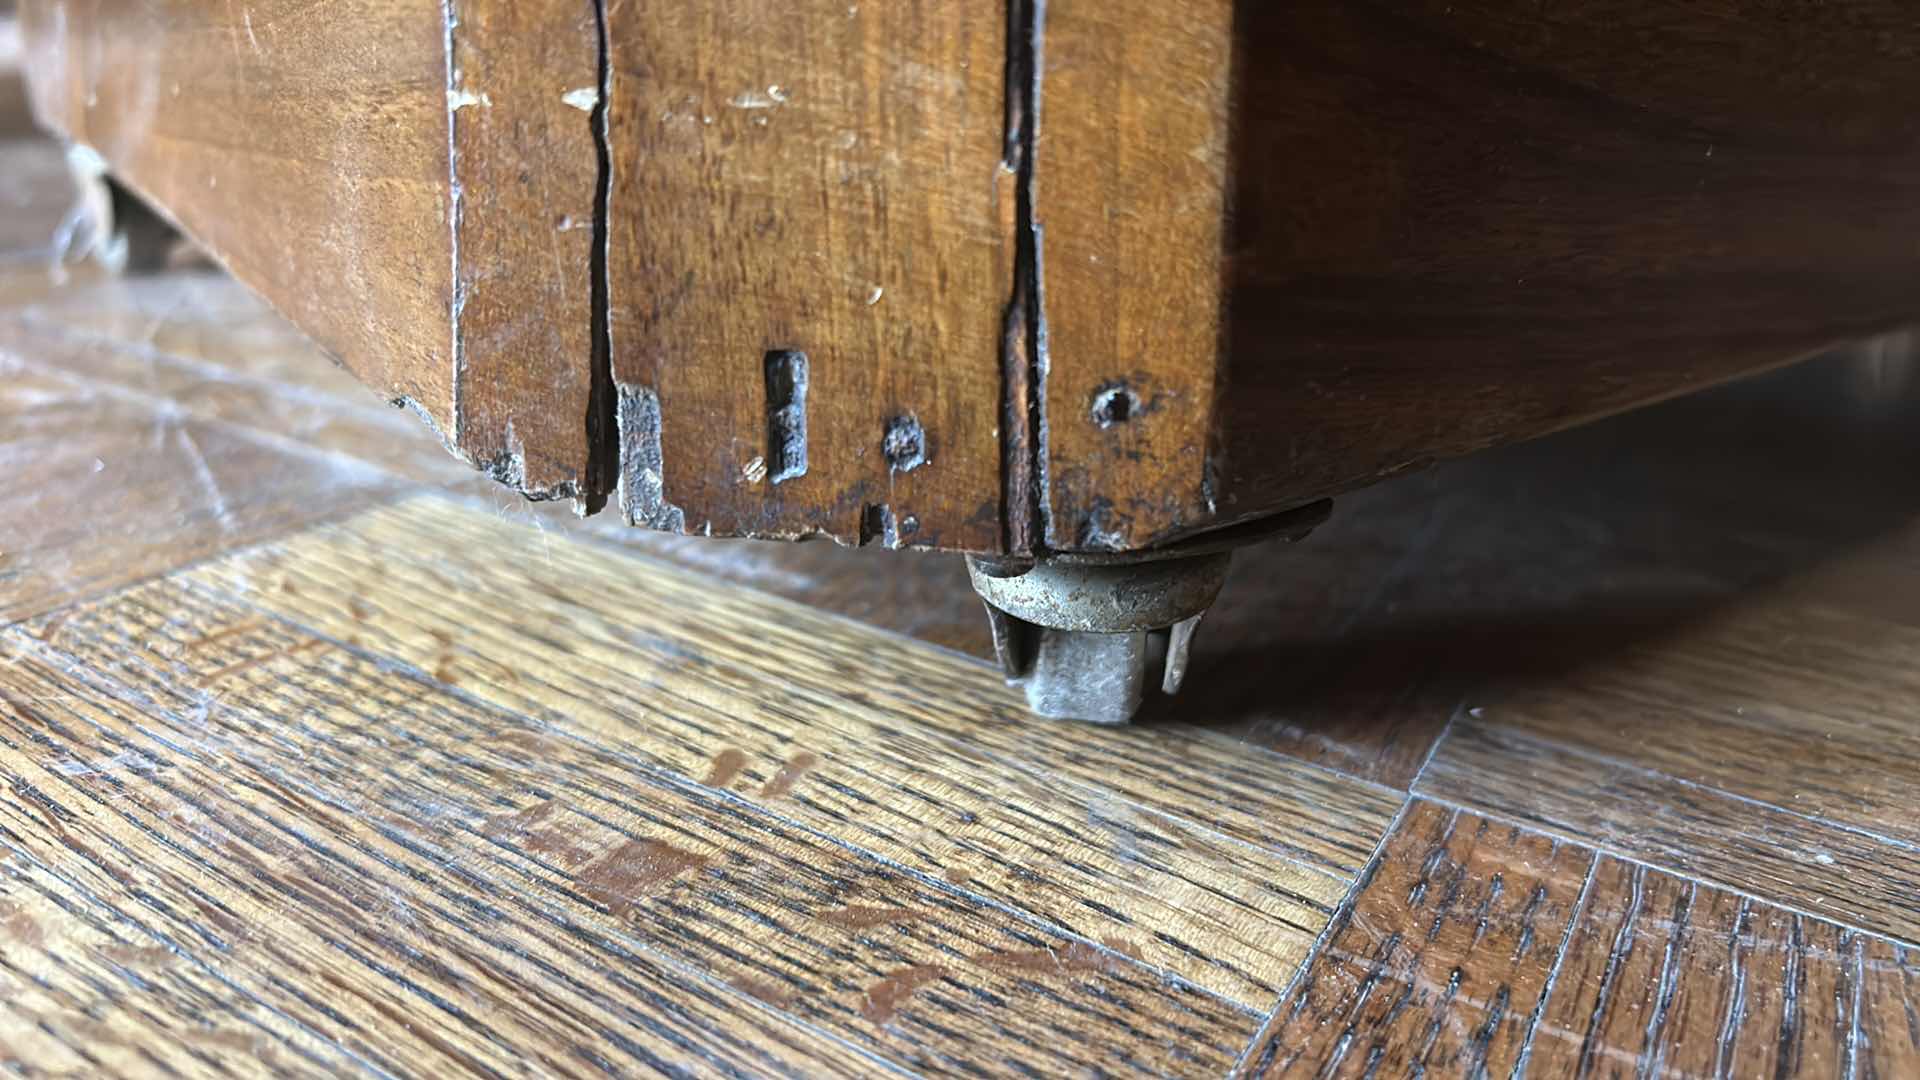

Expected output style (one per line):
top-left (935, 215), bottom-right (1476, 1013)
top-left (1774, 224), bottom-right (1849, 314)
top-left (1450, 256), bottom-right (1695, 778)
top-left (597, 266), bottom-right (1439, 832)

top-left (22, 1), bottom-right (1920, 720)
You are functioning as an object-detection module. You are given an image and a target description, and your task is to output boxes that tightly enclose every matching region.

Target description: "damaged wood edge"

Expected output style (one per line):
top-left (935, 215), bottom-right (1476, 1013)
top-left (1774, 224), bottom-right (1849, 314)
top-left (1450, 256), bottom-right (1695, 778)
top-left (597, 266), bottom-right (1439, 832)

top-left (430, 0), bottom-right (613, 510)
top-left (999, 0), bottom-right (1050, 557)
top-left (617, 385), bottom-right (685, 531)
top-left (591, 0), bottom-right (683, 533)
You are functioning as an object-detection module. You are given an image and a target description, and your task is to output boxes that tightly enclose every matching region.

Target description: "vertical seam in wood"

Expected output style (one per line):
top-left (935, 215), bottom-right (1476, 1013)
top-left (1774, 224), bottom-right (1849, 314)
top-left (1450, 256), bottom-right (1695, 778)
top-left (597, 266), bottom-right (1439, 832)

top-left (1578, 861), bottom-right (1645, 1076)
top-left (1845, 930), bottom-right (1865, 1080)
top-left (440, 0), bottom-right (466, 446)
top-left (1509, 846), bottom-right (1600, 1079)
top-left (999, 0), bottom-right (1048, 554)
top-left (582, 0), bottom-right (616, 514)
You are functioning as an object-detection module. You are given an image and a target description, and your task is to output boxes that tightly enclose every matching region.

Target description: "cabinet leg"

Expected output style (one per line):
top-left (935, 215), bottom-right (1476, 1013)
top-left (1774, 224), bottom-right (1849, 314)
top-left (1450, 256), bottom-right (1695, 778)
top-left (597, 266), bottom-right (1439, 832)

top-left (966, 500), bottom-right (1332, 724)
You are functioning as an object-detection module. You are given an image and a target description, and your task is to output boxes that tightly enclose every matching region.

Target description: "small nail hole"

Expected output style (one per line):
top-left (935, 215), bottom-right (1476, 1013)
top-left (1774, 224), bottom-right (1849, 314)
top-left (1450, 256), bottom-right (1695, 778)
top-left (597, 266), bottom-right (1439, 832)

top-left (1092, 385), bottom-right (1137, 428)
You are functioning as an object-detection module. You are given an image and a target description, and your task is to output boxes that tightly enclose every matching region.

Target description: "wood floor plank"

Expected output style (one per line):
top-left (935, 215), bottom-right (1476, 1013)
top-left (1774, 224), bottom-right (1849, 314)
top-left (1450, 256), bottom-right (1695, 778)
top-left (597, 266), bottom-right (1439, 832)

top-left (1419, 719), bottom-right (1920, 945)
top-left (0, 855), bottom-right (348, 1077)
top-left (1237, 801), bottom-right (1915, 1077)
top-left (0, 638), bottom-right (909, 1077)
top-left (1462, 599), bottom-right (1920, 850)
top-left (145, 494), bottom-right (1397, 1008)
top-left (1236, 801), bottom-right (1593, 1078)
top-left (7, 576), bottom-right (1267, 1075)
top-left (1526, 858), bottom-right (1859, 1078)
top-left (0, 347), bottom-right (397, 627)
top-left (1858, 938), bottom-right (1920, 1078)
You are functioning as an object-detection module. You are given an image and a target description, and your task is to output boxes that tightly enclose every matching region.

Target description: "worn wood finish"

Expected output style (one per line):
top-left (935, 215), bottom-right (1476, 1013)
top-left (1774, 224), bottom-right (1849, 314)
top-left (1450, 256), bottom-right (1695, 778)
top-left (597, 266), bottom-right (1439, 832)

top-left (447, 0), bottom-right (602, 502)
top-left (4, 614), bottom-right (1258, 1074)
top-left (1526, 857), bottom-right (1860, 1077)
top-left (1240, 802), bottom-right (1909, 1077)
top-left (0, 346), bottom-right (397, 626)
top-left (11, 134), bottom-right (1920, 1071)
top-left (169, 496), bottom-right (1392, 1006)
top-left (1238, 802), bottom-right (1595, 1077)
top-left (603, 1), bottom-right (1010, 550)
top-left (27, 2), bottom-right (1920, 553)
top-left (1036, 0), bottom-right (1227, 551)
top-left (5, 525), bottom-right (1303, 1073)
top-left (18, 0), bottom-right (458, 430)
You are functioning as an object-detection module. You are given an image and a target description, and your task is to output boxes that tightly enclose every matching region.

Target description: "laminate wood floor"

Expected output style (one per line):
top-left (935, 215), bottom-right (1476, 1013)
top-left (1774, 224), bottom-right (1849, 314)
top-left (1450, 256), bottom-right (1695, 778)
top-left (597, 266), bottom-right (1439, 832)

top-left (2, 67), bottom-right (1918, 1080)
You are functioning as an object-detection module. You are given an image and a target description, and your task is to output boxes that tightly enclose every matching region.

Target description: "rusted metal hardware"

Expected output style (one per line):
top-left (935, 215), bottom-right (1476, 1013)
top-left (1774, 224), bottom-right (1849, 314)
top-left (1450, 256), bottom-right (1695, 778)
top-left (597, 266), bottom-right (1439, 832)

top-left (967, 500), bottom-right (1332, 724)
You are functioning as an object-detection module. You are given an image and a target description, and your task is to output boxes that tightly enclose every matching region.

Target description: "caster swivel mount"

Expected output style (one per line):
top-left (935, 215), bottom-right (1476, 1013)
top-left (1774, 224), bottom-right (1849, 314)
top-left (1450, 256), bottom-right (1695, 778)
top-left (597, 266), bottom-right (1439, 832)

top-left (966, 501), bottom-right (1331, 725)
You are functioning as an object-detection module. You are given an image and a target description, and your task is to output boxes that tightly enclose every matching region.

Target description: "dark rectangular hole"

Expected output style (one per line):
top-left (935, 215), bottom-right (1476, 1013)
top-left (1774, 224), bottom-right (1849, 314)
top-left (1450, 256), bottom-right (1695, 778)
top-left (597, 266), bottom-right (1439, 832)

top-left (764, 350), bottom-right (809, 484)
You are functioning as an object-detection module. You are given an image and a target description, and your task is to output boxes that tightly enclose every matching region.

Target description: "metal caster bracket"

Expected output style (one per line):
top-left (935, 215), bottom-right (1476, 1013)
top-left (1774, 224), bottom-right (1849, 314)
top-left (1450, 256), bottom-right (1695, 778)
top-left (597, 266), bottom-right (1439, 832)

top-left (967, 501), bottom-right (1332, 725)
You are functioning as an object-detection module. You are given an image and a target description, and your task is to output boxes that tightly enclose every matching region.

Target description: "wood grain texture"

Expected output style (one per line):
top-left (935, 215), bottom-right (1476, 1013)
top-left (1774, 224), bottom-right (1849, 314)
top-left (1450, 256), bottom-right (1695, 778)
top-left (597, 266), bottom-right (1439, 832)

top-left (0, 633), bottom-right (959, 1075)
top-left (1858, 939), bottom-right (1920, 1078)
top-left (446, 0), bottom-right (602, 503)
top-left (1036, 0), bottom-right (1226, 550)
top-left (1208, 0), bottom-right (1920, 526)
top-left (24, 1), bottom-right (1920, 555)
top-left (603, 0), bottom-right (1010, 550)
top-left (165, 494), bottom-right (1398, 1007)
top-left (1453, 600), bottom-right (1920, 849)
top-left (1420, 720), bottom-right (1920, 947)
top-left (1527, 858), bottom-right (1860, 1078)
top-left (19, 0), bottom-right (458, 430)
top-left (1238, 802), bottom-right (1594, 1077)
top-left (15, 244), bottom-right (1920, 1070)
top-left (8, 563), bottom-right (1268, 1074)
top-left (1239, 802), bottom-right (1916, 1078)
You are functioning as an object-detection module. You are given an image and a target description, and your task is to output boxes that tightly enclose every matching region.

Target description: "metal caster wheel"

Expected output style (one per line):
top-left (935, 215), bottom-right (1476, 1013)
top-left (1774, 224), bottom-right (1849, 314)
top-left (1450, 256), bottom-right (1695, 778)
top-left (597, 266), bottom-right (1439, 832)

top-left (966, 501), bottom-right (1331, 724)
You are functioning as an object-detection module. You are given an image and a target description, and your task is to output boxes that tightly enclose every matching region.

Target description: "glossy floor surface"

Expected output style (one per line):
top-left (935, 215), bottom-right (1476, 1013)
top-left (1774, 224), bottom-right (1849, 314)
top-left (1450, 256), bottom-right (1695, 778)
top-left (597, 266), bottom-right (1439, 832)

top-left (3, 55), bottom-right (1919, 1080)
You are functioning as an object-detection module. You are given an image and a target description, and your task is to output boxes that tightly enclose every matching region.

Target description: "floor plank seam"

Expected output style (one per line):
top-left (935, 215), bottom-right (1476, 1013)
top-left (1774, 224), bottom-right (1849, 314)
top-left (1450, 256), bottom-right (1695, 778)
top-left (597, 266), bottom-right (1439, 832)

top-left (1846, 927), bottom-right (1866, 1080)
top-left (1402, 697), bottom-right (1466, 795)
top-left (1426, 718), bottom-right (1920, 862)
top-left (1412, 792), bottom-right (1920, 952)
top-left (149, 570), bottom-right (1272, 1023)
top-left (1227, 793), bottom-right (1420, 1076)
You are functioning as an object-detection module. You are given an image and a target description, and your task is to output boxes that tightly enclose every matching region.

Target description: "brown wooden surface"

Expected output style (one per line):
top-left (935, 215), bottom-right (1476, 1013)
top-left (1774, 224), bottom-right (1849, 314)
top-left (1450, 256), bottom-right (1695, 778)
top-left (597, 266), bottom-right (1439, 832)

top-left (22, 1), bottom-right (1920, 554)
top-left (1208, 1), bottom-right (1920, 530)
top-left (1036, 0), bottom-right (1228, 550)
top-left (449, 0), bottom-right (602, 502)
top-left (1240, 803), bottom-right (1890, 1078)
top-left (18, 0), bottom-right (458, 432)
top-left (603, 0), bottom-right (1011, 550)
top-left (8, 49), bottom-right (1920, 1076)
